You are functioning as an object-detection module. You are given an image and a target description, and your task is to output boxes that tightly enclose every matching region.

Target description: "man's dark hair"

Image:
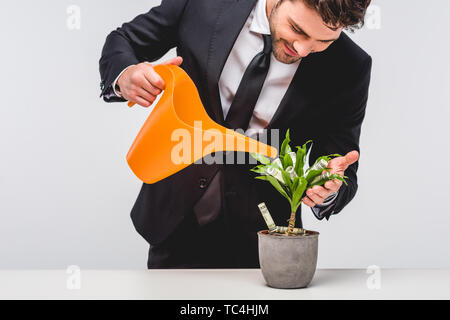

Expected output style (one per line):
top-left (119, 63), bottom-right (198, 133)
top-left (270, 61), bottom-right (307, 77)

top-left (296, 0), bottom-right (372, 31)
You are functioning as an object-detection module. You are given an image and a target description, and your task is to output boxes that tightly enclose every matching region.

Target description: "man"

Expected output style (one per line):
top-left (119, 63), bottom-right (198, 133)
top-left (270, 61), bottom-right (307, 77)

top-left (99, 0), bottom-right (372, 268)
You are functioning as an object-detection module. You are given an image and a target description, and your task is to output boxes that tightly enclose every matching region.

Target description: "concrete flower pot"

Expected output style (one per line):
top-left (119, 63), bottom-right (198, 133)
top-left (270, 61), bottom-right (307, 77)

top-left (258, 230), bottom-right (319, 289)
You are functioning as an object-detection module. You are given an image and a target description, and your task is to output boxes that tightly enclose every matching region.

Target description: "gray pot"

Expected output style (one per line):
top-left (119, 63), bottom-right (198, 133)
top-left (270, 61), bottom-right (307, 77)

top-left (258, 230), bottom-right (319, 289)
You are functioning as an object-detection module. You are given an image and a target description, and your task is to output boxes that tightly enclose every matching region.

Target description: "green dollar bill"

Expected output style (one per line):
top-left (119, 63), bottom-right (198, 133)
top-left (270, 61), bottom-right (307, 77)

top-left (273, 226), bottom-right (306, 235)
top-left (257, 202), bottom-right (277, 232)
top-left (310, 159), bottom-right (328, 171)
top-left (286, 166), bottom-right (297, 180)
top-left (310, 171), bottom-right (331, 185)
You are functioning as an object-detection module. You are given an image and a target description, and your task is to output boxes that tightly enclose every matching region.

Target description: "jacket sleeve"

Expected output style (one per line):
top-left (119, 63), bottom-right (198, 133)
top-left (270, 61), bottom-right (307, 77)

top-left (308, 55), bottom-right (372, 220)
top-left (99, 0), bottom-right (189, 102)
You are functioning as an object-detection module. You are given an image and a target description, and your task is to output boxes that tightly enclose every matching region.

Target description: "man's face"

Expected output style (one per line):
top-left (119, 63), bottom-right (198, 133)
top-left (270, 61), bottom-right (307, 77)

top-left (268, 0), bottom-right (344, 64)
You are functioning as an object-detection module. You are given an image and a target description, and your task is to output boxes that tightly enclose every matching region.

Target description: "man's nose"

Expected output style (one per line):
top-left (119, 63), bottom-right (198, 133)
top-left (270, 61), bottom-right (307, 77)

top-left (293, 40), bottom-right (313, 58)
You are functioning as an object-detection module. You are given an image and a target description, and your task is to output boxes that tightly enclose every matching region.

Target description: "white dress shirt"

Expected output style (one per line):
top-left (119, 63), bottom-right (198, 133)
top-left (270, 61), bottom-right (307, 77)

top-left (218, 0), bottom-right (300, 139)
top-left (112, 0), bottom-right (338, 218)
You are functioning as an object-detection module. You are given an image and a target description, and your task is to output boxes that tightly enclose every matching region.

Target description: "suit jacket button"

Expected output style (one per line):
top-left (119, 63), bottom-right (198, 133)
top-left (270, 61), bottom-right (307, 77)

top-left (199, 178), bottom-right (207, 189)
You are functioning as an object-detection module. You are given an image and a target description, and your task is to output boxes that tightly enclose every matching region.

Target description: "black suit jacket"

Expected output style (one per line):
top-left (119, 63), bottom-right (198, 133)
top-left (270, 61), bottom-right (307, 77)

top-left (99, 0), bottom-right (372, 247)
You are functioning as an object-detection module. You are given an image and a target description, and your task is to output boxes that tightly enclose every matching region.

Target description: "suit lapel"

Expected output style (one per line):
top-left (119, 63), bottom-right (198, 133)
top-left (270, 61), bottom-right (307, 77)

top-left (205, 0), bottom-right (258, 126)
top-left (266, 55), bottom-right (317, 130)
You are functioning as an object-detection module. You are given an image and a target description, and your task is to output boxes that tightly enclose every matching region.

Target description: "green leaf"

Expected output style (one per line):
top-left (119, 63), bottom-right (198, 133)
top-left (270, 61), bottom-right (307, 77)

top-left (326, 153), bottom-right (343, 158)
top-left (250, 167), bottom-right (268, 174)
top-left (308, 173), bottom-right (348, 188)
top-left (250, 164), bottom-right (265, 170)
top-left (269, 159), bottom-right (282, 170)
top-left (305, 155), bottom-right (330, 175)
top-left (315, 155), bottom-right (332, 164)
top-left (250, 152), bottom-right (271, 165)
top-left (285, 144), bottom-right (292, 155)
top-left (283, 153), bottom-right (293, 169)
top-left (265, 175), bottom-right (292, 204)
top-left (305, 168), bottom-right (328, 184)
top-left (331, 174), bottom-right (348, 187)
top-left (292, 176), bottom-right (300, 191)
top-left (302, 140), bottom-right (312, 175)
top-left (279, 129), bottom-right (291, 158)
top-left (294, 146), bottom-right (305, 177)
top-left (291, 177), bottom-right (308, 212)
top-left (302, 140), bottom-right (313, 163)
top-left (281, 170), bottom-right (292, 190)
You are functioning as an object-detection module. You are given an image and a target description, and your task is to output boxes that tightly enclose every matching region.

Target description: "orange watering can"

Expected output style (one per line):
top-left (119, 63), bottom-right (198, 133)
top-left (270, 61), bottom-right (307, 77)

top-left (126, 64), bottom-right (278, 184)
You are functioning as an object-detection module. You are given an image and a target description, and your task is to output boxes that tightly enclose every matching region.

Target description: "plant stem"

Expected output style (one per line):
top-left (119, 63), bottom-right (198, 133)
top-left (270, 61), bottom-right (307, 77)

top-left (285, 211), bottom-right (296, 235)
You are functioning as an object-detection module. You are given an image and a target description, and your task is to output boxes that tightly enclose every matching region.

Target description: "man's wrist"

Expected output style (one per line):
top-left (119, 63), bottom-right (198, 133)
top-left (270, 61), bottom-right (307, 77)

top-left (112, 65), bottom-right (134, 97)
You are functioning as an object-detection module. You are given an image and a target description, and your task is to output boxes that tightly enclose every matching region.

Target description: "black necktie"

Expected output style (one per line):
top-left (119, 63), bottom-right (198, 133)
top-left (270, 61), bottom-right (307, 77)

top-left (225, 34), bottom-right (272, 131)
top-left (193, 34), bottom-right (273, 227)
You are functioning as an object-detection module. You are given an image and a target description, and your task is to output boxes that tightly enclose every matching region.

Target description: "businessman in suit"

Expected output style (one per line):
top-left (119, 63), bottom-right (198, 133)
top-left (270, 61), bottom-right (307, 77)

top-left (99, 0), bottom-right (372, 268)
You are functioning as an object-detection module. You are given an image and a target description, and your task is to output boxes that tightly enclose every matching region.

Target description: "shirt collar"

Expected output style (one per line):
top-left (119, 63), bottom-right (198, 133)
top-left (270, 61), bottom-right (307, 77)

top-left (249, 0), bottom-right (271, 35)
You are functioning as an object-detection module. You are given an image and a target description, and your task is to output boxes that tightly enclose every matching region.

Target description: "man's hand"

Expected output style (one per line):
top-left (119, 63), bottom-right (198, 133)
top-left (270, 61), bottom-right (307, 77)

top-left (302, 150), bottom-right (359, 207)
top-left (116, 56), bottom-right (183, 107)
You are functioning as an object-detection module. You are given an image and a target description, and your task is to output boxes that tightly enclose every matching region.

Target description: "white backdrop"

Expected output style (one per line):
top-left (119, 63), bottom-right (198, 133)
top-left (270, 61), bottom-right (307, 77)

top-left (1, 0), bottom-right (449, 269)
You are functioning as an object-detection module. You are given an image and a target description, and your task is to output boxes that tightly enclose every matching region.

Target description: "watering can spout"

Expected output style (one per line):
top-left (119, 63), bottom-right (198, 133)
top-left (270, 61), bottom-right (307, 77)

top-left (126, 64), bottom-right (278, 184)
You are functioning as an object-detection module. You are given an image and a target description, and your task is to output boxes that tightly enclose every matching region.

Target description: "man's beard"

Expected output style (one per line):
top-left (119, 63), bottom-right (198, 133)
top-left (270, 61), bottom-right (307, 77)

top-left (271, 37), bottom-right (303, 64)
top-left (268, 3), bottom-right (302, 64)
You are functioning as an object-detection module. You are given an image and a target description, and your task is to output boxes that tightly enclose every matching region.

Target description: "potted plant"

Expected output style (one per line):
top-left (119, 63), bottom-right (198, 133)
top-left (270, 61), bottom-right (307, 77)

top-left (250, 129), bottom-right (348, 289)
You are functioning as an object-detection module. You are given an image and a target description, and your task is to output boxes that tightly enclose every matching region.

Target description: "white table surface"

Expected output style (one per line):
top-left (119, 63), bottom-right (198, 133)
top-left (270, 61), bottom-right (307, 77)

top-left (1, 269), bottom-right (449, 300)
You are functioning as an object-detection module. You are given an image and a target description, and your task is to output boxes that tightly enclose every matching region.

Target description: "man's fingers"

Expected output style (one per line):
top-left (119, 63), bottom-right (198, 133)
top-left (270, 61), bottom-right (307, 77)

top-left (302, 196), bottom-right (315, 207)
top-left (305, 188), bottom-right (325, 205)
top-left (324, 179), bottom-right (342, 191)
top-left (143, 65), bottom-right (165, 91)
top-left (139, 63), bottom-right (165, 91)
top-left (345, 150), bottom-right (359, 166)
top-left (140, 57), bottom-right (184, 93)
top-left (326, 150), bottom-right (359, 176)
top-left (311, 186), bottom-right (329, 199)
top-left (131, 95), bottom-right (153, 108)
top-left (139, 78), bottom-right (161, 96)
top-left (161, 56), bottom-right (183, 66)
top-left (136, 88), bottom-right (156, 105)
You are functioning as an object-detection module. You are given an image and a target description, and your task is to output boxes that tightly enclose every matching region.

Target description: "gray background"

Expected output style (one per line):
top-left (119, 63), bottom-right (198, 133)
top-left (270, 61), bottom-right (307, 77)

top-left (1, 0), bottom-right (449, 269)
